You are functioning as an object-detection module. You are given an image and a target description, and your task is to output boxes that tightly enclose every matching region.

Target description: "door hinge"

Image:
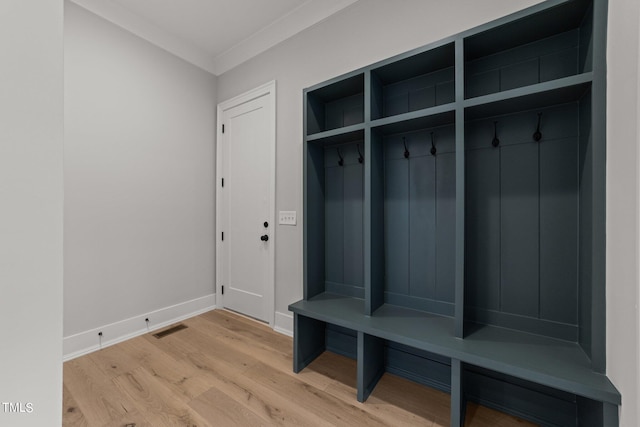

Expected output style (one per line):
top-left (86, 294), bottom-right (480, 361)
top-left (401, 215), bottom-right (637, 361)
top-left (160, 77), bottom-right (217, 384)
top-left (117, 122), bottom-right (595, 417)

top-left (222, 124), bottom-right (225, 133)
top-left (221, 231), bottom-right (224, 241)
top-left (221, 285), bottom-right (224, 295)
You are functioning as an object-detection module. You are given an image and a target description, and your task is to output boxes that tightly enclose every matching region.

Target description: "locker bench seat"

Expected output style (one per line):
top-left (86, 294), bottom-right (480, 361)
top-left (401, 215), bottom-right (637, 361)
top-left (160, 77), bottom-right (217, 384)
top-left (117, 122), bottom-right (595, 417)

top-left (289, 293), bottom-right (620, 425)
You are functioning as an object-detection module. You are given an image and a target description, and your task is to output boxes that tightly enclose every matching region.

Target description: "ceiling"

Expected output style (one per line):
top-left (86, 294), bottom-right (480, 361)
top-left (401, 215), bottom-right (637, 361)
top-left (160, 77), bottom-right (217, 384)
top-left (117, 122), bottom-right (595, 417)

top-left (70, 0), bottom-right (359, 76)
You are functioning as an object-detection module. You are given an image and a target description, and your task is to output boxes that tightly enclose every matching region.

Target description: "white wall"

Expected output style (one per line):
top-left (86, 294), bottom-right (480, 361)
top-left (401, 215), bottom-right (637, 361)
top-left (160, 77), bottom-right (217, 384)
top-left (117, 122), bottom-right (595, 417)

top-left (64, 3), bottom-right (216, 348)
top-left (637, 12), bottom-right (640, 423)
top-left (0, 1), bottom-right (64, 425)
top-left (217, 0), bottom-right (640, 425)
top-left (607, 0), bottom-right (640, 426)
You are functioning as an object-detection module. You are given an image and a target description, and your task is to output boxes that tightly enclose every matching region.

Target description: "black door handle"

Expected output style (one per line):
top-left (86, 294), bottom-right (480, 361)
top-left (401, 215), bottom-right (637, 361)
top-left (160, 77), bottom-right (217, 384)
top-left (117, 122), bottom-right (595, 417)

top-left (260, 234), bottom-right (269, 241)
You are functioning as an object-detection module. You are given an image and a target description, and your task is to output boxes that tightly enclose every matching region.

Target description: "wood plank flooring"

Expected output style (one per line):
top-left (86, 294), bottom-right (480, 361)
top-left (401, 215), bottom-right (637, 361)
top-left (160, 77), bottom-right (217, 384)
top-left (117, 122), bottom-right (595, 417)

top-left (63, 309), bottom-right (537, 426)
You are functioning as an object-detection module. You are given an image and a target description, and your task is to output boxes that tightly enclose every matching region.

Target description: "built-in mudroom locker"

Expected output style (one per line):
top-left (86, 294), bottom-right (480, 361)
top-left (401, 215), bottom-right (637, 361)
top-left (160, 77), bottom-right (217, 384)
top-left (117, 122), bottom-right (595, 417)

top-left (289, 0), bottom-right (621, 426)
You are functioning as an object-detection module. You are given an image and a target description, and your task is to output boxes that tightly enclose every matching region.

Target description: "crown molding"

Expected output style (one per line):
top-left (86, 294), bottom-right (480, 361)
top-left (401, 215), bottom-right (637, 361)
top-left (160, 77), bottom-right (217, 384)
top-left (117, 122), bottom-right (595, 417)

top-left (69, 0), bottom-right (358, 76)
top-left (212, 0), bottom-right (359, 75)
top-left (69, 0), bottom-right (217, 74)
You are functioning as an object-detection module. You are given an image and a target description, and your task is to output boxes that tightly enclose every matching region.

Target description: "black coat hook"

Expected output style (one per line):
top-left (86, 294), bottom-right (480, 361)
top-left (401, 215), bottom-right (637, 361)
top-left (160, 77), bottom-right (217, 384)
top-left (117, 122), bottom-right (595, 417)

top-left (430, 132), bottom-right (437, 156)
top-left (357, 144), bottom-right (363, 164)
top-left (403, 137), bottom-right (410, 158)
top-left (492, 121), bottom-right (500, 148)
top-left (533, 113), bottom-right (543, 142)
top-left (337, 147), bottom-right (344, 166)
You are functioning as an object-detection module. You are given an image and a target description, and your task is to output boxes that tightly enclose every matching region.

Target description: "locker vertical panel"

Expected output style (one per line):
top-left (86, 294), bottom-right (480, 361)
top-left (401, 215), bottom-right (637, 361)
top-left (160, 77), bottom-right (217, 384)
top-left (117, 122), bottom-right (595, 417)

top-left (578, 91), bottom-right (594, 360)
top-left (451, 359), bottom-right (465, 427)
top-left (385, 153), bottom-right (410, 296)
top-left (465, 148), bottom-right (500, 312)
top-left (409, 154), bottom-right (436, 300)
top-left (454, 37), bottom-right (465, 338)
top-left (370, 72), bottom-right (384, 121)
top-left (578, 2), bottom-right (594, 73)
top-left (368, 130), bottom-right (385, 314)
top-left (293, 314), bottom-right (326, 373)
top-left (500, 143), bottom-right (539, 318)
top-left (305, 142), bottom-right (326, 299)
top-left (539, 137), bottom-right (579, 325)
top-left (343, 159), bottom-right (364, 289)
top-left (589, 0), bottom-right (607, 374)
top-left (436, 152), bottom-right (456, 303)
top-left (325, 161), bottom-right (345, 287)
top-left (357, 332), bottom-right (384, 402)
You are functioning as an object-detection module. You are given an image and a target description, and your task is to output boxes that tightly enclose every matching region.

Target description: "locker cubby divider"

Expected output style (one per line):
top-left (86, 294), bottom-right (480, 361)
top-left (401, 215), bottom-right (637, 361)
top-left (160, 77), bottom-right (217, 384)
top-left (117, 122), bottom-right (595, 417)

top-left (292, 1), bottom-right (619, 426)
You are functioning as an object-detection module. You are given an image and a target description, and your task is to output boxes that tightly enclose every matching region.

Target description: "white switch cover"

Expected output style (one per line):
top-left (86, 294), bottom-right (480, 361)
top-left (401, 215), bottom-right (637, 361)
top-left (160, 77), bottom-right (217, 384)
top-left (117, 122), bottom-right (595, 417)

top-left (279, 211), bottom-right (297, 226)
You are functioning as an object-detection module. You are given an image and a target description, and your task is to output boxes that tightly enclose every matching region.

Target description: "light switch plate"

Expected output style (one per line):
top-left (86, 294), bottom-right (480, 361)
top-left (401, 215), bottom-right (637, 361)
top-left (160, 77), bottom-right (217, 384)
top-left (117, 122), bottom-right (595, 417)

top-left (279, 211), bottom-right (297, 226)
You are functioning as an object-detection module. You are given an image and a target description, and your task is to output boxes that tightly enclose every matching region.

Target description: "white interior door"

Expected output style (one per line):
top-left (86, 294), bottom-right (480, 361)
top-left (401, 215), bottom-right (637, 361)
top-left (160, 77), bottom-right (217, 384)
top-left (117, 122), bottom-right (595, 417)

top-left (217, 82), bottom-right (275, 324)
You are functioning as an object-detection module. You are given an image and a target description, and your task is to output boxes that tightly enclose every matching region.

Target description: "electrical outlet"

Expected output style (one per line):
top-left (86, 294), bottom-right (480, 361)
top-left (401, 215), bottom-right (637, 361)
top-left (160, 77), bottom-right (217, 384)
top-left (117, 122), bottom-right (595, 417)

top-left (279, 211), bottom-right (297, 226)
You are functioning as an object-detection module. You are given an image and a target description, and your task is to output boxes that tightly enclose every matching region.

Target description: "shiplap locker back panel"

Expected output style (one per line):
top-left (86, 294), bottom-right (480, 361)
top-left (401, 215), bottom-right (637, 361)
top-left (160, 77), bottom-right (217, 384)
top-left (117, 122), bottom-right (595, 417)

top-left (464, 100), bottom-right (584, 341)
top-left (324, 141), bottom-right (364, 298)
top-left (382, 125), bottom-right (456, 315)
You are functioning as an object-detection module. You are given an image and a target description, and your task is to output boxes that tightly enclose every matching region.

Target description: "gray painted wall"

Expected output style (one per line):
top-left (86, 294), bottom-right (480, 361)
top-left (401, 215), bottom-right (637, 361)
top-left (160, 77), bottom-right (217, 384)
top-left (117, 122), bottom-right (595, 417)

top-left (607, 0), bottom-right (640, 426)
top-left (64, 3), bottom-right (217, 337)
top-left (0, 1), bottom-right (64, 425)
top-left (217, 1), bottom-right (640, 425)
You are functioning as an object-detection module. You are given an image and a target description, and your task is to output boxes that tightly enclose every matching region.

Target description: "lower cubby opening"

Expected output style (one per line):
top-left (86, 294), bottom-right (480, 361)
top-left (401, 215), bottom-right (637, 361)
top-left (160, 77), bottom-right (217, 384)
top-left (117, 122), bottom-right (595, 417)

top-left (326, 323), bottom-right (357, 358)
top-left (324, 329), bottom-right (454, 396)
top-left (465, 365), bottom-right (577, 426)
top-left (326, 329), bottom-right (455, 410)
top-left (293, 316), bottom-right (579, 426)
top-left (295, 343), bottom-right (455, 424)
top-left (463, 365), bottom-right (617, 427)
top-left (384, 341), bottom-right (451, 393)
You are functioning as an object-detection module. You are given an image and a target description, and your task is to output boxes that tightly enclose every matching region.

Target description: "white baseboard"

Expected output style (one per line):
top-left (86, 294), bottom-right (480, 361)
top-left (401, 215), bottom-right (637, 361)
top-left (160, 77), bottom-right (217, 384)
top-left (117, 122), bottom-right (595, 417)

top-left (273, 310), bottom-right (293, 337)
top-left (63, 294), bottom-right (216, 361)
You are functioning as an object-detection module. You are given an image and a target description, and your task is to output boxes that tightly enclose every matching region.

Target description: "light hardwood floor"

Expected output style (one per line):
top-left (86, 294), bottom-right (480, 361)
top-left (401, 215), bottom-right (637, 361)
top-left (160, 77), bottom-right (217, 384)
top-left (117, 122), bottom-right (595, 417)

top-left (63, 309), bottom-right (537, 426)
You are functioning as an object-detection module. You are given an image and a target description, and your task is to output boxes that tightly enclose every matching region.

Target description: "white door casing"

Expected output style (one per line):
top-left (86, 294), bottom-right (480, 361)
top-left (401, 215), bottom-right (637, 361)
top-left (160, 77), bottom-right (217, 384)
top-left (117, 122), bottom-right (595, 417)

top-left (216, 81), bottom-right (276, 325)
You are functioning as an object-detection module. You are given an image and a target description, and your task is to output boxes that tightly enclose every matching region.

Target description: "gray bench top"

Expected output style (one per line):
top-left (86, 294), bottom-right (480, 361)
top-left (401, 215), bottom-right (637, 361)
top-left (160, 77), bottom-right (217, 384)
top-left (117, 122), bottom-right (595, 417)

top-left (289, 292), bottom-right (620, 405)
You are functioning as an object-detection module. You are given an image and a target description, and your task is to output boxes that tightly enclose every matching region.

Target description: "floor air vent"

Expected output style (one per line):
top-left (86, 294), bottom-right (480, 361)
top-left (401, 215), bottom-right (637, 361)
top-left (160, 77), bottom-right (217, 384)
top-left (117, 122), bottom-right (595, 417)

top-left (152, 323), bottom-right (187, 339)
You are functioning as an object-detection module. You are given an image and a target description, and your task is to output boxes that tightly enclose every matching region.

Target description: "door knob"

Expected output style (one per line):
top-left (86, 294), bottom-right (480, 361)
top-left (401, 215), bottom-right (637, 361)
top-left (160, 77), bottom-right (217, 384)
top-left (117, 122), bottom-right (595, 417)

top-left (260, 234), bottom-right (269, 242)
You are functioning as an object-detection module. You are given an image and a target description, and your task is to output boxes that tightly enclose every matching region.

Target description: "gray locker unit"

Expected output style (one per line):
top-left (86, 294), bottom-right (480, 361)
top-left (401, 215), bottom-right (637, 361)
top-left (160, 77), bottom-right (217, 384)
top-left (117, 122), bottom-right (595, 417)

top-left (291, 0), bottom-right (620, 426)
